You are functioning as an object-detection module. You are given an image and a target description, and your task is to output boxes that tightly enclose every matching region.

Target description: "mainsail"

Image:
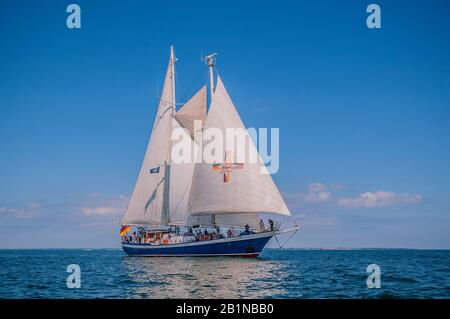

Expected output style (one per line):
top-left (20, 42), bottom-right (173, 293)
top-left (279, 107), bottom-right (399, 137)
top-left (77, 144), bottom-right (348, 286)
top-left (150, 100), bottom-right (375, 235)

top-left (121, 48), bottom-right (176, 225)
top-left (187, 76), bottom-right (290, 217)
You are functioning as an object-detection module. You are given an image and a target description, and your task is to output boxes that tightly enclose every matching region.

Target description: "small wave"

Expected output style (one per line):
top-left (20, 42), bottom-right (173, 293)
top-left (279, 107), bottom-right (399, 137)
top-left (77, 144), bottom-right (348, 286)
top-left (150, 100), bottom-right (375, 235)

top-left (381, 292), bottom-right (403, 299)
top-left (383, 275), bottom-right (420, 284)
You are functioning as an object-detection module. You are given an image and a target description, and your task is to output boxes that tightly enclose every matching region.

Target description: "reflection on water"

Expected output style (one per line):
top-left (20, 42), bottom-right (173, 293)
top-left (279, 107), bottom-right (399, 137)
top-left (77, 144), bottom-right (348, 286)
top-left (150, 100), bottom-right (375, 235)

top-left (121, 256), bottom-right (288, 298)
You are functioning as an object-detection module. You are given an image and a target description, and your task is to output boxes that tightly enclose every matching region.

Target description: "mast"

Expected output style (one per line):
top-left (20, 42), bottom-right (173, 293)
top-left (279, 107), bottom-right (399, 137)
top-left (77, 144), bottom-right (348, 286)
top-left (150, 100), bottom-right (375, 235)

top-left (203, 53), bottom-right (217, 103)
top-left (170, 46), bottom-right (176, 110)
top-left (202, 53), bottom-right (217, 225)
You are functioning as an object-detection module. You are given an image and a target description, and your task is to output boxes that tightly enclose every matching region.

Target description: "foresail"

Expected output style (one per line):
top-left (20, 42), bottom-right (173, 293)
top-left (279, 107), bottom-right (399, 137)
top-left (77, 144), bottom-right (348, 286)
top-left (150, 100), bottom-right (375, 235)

top-left (168, 86), bottom-right (207, 224)
top-left (188, 76), bottom-right (290, 217)
top-left (121, 54), bottom-right (175, 225)
top-left (174, 85), bottom-right (207, 137)
top-left (168, 118), bottom-right (198, 224)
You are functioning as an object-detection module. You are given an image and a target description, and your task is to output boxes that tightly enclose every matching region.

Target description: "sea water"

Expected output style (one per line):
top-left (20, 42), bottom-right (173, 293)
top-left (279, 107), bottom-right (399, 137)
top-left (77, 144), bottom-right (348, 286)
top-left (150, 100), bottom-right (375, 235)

top-left (0, 249), bottom-right (449, 298)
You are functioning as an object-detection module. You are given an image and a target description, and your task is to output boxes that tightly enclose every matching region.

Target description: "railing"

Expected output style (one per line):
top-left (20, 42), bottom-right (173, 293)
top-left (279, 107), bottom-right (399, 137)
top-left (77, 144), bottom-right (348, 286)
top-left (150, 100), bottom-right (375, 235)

top-left (122, 221), bottom-right (282, 245)
top-left (260, 220), bottom-right (281, 232)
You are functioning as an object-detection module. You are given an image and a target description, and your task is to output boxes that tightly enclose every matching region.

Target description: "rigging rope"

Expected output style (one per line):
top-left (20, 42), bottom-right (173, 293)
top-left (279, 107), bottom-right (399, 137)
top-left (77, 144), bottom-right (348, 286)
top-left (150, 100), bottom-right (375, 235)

top-left (171, 46), bottom-right (209, 105)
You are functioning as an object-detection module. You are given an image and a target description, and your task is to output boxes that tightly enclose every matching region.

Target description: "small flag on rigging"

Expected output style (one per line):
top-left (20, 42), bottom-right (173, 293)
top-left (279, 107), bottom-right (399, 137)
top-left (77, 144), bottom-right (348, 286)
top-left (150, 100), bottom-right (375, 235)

top-left (149, 167), bottom-right (160, 174)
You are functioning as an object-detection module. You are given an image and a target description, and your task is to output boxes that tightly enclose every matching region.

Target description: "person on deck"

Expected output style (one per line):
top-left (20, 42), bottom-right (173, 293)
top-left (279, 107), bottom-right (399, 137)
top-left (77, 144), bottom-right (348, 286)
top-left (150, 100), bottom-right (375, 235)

top-left (260, 219), bottom-right (265, 232)
top-left (269, 219), bottom-right (274, 231)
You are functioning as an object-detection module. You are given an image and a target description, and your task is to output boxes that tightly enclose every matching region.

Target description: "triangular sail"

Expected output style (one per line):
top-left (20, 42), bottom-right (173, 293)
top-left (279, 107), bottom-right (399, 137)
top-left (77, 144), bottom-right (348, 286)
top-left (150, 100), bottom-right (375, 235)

top-left (188, 76), bottom-right (291, 217)
top-left (121, 50), bottom-right (175, 225)
top-left (174, 85), bottom-right (207, 137)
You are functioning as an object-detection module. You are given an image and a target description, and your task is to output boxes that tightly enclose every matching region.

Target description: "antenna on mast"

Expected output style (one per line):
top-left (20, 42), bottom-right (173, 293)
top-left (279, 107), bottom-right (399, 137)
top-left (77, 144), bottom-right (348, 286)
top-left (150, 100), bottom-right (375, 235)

top-left (202, 53), bottom-right (217, 101)
top-left (170, 46), bottom-right (177, 111)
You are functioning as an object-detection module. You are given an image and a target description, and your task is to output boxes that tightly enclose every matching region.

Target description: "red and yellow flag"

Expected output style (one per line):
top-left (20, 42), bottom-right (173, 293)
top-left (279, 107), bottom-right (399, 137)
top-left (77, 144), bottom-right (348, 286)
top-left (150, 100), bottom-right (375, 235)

top-left (120, 225), bottom-right (131, 236)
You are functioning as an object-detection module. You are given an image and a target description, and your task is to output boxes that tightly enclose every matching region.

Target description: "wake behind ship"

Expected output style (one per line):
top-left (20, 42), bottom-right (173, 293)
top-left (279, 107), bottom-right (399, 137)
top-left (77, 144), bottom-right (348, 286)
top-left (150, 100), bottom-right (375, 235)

top-left (120, 47), bottom-right (299, 257)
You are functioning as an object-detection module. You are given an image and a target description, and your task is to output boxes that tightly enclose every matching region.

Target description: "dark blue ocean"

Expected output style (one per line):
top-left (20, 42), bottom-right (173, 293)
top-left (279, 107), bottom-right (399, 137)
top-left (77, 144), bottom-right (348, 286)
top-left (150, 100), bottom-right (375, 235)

top-left (0, 249), bottom-right (449, 298)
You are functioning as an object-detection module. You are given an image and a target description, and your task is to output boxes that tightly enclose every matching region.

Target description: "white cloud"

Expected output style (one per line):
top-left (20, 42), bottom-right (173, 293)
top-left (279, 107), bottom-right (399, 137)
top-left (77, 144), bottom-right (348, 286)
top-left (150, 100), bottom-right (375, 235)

top-left (81, 194), bottom-right (128, 217)
top-left (308, 182), bottom-right (327, 192)
top-left (303, 191), bottom-right (331, 203)
top-left (286, 183), bottom-right (331, 205)
top-left (82, 206), bottom-right (122, 216)
top-left (337, 191), bottom-right (423, 208)
top-left (285, 183), bottom-right (423, 211)
top-left (0, 202), bottom-right (42, 219)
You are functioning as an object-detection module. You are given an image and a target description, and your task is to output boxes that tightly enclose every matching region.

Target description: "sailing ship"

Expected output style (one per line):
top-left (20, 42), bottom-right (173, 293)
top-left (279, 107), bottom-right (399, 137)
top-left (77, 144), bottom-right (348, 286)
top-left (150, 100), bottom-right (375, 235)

top-left (120, 47), bottom-right (299, 257)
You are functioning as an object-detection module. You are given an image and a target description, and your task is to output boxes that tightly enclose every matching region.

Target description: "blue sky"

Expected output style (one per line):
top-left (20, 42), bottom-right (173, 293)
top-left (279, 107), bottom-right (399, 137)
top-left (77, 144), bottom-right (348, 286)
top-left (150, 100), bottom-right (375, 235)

top-left (0, 0), bottom-right (449, 248)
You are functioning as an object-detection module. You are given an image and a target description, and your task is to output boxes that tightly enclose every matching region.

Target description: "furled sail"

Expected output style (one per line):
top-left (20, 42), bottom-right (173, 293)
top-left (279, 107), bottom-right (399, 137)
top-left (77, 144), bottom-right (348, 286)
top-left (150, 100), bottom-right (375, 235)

top-left (188, 76), bottom-right (291, 217)
top-left (121, 50), bottom-right (175, 225)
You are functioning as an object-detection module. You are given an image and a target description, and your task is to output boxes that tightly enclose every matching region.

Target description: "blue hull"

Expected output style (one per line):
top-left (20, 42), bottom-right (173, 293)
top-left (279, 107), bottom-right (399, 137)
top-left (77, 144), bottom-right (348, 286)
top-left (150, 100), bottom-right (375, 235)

top-left (122, 233), bottom-right (273, 257)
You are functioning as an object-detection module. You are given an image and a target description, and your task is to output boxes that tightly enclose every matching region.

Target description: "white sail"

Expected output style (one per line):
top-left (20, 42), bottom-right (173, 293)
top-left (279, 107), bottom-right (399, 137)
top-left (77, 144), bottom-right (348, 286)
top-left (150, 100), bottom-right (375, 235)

top-left (168, 86), bottom-right (208, 224)
top-left (167, 118), bottom-right (197, 224)
top-left (185, 213), bottom-right (260, 229)
top-left (174, 85), bottom-right (207, 137)
top-left (215, 213), bottom-right (260, 229)
top-left (187, 215), bottom-right (214, 226)
top-left (188, 76), bottom-right (291, 217)
top-left (121, 48), bottom-right (175, 225)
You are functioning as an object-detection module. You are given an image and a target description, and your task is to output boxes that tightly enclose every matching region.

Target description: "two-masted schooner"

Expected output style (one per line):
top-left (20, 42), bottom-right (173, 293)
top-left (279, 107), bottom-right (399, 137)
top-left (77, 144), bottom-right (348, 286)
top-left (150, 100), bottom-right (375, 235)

top-left (120, 47), bottom-right (299, 257)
